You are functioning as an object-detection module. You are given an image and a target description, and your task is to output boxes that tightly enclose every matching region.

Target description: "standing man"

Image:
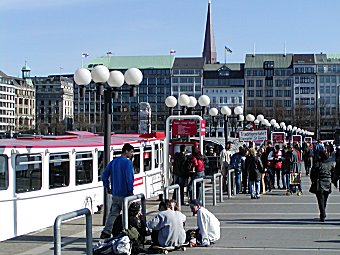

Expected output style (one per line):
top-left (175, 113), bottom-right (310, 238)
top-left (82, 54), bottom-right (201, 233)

top-left (100, 143), bottom-right (135, 239)
top-left (172, 145), bottom-right (187, 205)
top-left (219, 141), bottom-right (233, 192)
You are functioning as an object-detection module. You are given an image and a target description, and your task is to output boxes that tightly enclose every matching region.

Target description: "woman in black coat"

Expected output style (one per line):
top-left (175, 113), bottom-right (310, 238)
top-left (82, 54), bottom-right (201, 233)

top-left (310, 150), bottom-right (334, 222)
top-left (246, 148), bottom-right (263, 199)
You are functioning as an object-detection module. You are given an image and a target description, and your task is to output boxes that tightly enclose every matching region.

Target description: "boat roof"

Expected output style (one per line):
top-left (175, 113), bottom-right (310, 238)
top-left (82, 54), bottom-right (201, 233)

top-left (0, 132), bottom-right (165, 149)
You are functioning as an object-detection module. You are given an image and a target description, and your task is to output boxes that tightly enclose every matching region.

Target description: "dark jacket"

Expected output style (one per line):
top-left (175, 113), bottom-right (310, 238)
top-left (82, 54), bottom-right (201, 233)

top-left (246, 155), bottom-right (263, 182)
top-left (172, 152), bottom-right (187, 177)
top-left (310, 159), bottom-right (333, 193)
top-left (111, 214), bottom-right (147, 244)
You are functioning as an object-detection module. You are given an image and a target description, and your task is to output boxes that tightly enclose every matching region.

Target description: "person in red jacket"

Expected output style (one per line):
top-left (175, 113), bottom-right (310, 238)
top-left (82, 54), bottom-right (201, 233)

top-left (187, 147), bottom-right (205, 202)
top-left (268, 145), bottom-right (283, 189)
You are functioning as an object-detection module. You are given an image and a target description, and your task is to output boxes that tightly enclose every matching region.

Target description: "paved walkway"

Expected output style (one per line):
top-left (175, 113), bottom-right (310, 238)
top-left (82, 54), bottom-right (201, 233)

top-left (1, 175), bottom-right (340, 255)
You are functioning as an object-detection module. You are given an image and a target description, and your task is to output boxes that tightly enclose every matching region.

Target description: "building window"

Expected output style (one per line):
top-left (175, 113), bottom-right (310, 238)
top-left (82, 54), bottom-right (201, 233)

top-left (247, 80), bottom-right (254, 87)
top-left (247, 90), bottom-right (254, 97)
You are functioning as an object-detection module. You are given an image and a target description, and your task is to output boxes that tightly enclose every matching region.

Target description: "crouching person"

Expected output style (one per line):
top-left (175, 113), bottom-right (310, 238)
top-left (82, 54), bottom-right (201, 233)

top-left (147, 200), bottom-right (186, 247)
top-left (189, 199), bottom-right (220, 247)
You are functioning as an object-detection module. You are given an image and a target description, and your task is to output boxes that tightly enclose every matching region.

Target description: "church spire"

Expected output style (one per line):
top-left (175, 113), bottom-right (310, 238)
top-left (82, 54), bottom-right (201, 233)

top-left (202, 0), bottom-right (217, 64)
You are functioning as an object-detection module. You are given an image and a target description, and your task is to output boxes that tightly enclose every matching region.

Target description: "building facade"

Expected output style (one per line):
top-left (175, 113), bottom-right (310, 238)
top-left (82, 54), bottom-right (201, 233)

top-left (0, 71), bottom-right (15, 133)
top-left (292, 54), bottom-right (316, 132)
top-left (34, 75), bottom-right (73, 135)
top-left (244, 54), bottom-right (294, 125)
top-left (203, 63), bottom-right (244, 137)
top-left (13, 65), bottom-right (36, 132)
top-left (315, 54), bottom-right (340, 139)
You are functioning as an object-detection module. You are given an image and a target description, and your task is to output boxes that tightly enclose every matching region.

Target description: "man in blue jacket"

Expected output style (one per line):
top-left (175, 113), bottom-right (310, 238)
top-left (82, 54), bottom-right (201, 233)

top-left (100, 143), bottom-right (135, 239)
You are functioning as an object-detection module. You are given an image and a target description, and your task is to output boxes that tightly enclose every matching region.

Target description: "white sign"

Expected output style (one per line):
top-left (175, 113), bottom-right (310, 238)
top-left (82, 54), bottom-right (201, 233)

top-left (239, 130), bottom-right (267, 142)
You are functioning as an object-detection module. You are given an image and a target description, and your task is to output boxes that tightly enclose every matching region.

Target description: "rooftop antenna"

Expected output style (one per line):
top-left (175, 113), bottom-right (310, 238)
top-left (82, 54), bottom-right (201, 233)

top-left (253, 42), bottom-right (256, 57)
top-left (284, 40), bottom-right (286, 56)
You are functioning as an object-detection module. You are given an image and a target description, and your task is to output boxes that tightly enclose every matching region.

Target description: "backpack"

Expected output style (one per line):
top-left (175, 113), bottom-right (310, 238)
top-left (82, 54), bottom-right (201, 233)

top-left (93, 233), bottom-right (131, 255)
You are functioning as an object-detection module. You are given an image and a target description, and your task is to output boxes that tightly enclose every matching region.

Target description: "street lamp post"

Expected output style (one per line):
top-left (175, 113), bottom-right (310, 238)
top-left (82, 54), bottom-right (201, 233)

top-left (74, 65), bottom-right (142, 225)
top-left (209, 108), bottom-right (218, 137)
top-left (221, 106), bottom-right (243, 145)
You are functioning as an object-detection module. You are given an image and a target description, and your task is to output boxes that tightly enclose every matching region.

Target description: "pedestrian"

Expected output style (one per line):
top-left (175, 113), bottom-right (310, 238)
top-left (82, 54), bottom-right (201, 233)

top-left (219, 141), bottom-right (233, 192)
top-left (258, 145), bottom-right (267, 194)
top-left (281, 144), bottom-right (292, 192)
top-left (268, 145), bottom-right (282, 189)
top-left (147, 200), bottom-right (186, 247)
top-left (303, 142), bottom-right (313, 176)
top-left (187, 147), bottom-right (205, 202)
top-left (246, 148), bottom-right (263, 199)
top-left (230, 147), bottom-right (245, 194)
top-left (309, 150), bottom-right (334, 222)
top-left (111, 202), bottom-right (147, 254)
top-left (291, 143), bottom-right (303, 194)
top-left (189, 199), bottom-right (220, 247)
top-left (100, 143), bottom-right (135, 239)
top-left (172, 145), bottom-right (187, 205)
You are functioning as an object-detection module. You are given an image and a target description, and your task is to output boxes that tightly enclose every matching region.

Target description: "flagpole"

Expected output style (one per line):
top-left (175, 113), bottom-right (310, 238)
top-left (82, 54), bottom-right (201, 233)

top-left (81, 55), bottom-right (84, 68)
top-left (224, 48), bottom-right (227, 64)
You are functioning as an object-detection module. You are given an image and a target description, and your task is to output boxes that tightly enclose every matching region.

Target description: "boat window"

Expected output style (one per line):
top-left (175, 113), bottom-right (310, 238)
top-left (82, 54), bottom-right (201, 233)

top-left (144, 146), bottom-right (152, 171)
top-left (15, 154), bottom-right (42, 193)
top-left (75, 152), bottom-right (93, 185)
top-left (98, 151), bottom-right (104, 181)
top-left (49, 153), bottom-right (70, 189)
top-left (0, 155), bottom-right (8, 190)
top-left (154, 144), bottom-right (159, 168)
top-left (132, 148), bottom-right (140, 174)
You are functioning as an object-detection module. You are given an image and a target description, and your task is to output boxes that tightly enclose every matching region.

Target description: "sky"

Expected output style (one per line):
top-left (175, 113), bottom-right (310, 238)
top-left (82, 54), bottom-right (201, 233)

top-left (1, 0), bottom-right (340, 77)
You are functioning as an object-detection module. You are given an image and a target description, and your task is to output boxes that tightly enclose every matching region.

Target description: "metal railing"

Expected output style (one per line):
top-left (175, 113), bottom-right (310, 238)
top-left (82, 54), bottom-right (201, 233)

top-left (205, 173), bottom-right (223, 205)
top-left (192, 177), bottom-right (210, 207)
top-left (164, 184), bottom-right (181, 208)
top-left (122, 194), bottom-right (146, 230)
top-left (54, 208), bottom-right (92, 255)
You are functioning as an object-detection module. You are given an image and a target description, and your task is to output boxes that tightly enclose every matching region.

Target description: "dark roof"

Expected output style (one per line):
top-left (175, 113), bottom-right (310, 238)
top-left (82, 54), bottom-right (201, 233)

top-left (0, 70), bottom-right (9, 77)
top-left (173, 57), bottom-right (205, 69)
top-left (292, 54), bottom-right (315, 64)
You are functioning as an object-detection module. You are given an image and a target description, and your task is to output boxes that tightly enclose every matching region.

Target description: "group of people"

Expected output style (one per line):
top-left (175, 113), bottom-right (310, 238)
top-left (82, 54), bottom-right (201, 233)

top-left (99, 143), bottom-right (220, 254)
top-left (218, 140), bottom-right (304, 199)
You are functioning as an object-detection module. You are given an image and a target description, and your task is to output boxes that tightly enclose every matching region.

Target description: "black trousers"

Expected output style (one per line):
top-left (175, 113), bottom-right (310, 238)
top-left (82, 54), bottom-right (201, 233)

top-left (316, 191), bottom-right (330, 219)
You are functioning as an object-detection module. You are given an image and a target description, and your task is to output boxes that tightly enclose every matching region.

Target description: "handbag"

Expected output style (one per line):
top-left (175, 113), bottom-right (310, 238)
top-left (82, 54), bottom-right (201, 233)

top-left (309, 179), bottom-right (320, 194)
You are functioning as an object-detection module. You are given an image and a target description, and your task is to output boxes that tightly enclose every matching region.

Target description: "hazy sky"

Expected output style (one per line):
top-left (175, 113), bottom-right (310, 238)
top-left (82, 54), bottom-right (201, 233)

top-left (1, 0), bottom-right (340, 77)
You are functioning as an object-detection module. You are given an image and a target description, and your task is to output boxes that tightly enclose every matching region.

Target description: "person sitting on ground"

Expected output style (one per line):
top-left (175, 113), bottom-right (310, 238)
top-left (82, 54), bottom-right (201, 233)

top-left (147, 200), bottom-right (186, 247)
top-left (111, 202), bottom-right (147, 253)
top-left (189, 199), bottom-right (220, 247)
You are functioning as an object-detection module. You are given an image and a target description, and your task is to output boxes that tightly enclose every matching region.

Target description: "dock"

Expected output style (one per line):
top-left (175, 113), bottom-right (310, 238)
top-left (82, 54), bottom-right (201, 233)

top-left (1, 175), bottom-right (340, 255)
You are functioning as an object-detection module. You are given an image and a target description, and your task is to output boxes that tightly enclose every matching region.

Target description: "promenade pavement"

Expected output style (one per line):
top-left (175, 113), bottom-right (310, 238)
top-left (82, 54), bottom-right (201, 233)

top-left (1, 174), bottom-right (340, 255)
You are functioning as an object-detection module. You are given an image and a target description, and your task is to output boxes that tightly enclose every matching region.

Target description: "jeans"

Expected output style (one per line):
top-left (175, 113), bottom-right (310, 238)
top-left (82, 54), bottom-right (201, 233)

top-left (249, 180), bottom-right (261, 198)
top-left (102, 196), bottom-right (125, 234)
top-left (188, 171), bottom-right (205, 202)
top-left (273, 168), bottom-right (281, 188)
top-left (235, 172), bottom-right (241, 194)
top-left (316, 191), bottom-right (330, 220)
top-left (282, 172), bottom-right (291, 190)
top-left (172, 175), bottom-right (186, 205)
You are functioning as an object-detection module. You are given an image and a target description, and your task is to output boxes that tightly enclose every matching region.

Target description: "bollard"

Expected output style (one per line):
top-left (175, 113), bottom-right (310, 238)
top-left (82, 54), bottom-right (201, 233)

top-left (164, 184), bottom-right (181, 209)
top-left (54, 208), bottom-right (92, 255)
top-left (228, 169), bottom-right (235, 199)
top-left (192, 178), bottom-right (210, 207)
top-left (205, 173), bottom-right (223, 206)
top-left (123, 194), bottom-right (146, 230)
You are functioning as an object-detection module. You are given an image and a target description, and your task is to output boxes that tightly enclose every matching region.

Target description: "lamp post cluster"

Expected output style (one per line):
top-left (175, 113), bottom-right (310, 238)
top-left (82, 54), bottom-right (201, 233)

top-left (74, 65), bottom-right (143, 223)
top-left (165, 94), bottom-right (210, 116)
top-left (244, 112), bottom-right (315, 142)
top-left (165, 94), bottom-right (244, 144)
